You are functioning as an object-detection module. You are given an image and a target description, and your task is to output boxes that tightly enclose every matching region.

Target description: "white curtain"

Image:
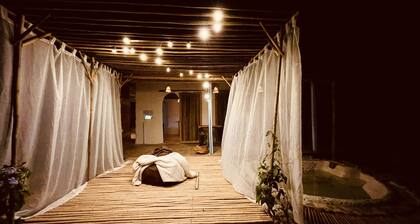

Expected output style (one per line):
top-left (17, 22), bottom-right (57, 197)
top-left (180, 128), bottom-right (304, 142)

top-left (221, 18), bottom-right (303, 223)
top-left (0, 6), bottom-right (13, 164)
top-left (0, 6), bottom-right (124, 216)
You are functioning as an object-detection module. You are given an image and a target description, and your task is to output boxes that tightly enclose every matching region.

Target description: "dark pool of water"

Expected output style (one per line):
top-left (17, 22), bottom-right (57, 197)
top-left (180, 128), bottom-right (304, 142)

top-left (303, 170), bottom-right (371, 199)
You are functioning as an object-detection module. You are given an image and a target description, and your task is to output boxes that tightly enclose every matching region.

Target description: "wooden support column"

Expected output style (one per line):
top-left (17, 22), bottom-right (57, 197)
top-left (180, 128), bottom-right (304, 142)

top-left (310, 81), bottom-right (318, 153)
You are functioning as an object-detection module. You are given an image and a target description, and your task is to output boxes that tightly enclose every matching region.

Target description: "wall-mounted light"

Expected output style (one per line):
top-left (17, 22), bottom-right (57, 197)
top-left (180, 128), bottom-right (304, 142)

top-left (123, 37), bottom-right (131, 44)
top-left (165, 86), bottom-right (171, 93)
top-left (139, 53), bottom-right (148, 61)
top-left (198, 27), bottom-right (210, 41)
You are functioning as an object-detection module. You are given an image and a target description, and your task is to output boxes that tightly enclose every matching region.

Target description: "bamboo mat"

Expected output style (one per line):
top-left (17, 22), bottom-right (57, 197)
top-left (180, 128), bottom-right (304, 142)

top-left (27, 155), bottom-right (271, 224)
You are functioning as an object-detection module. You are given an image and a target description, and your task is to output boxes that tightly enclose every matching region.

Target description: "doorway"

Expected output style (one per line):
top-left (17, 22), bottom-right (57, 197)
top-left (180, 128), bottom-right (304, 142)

top-left (163, 93), bottom-right (180, 143)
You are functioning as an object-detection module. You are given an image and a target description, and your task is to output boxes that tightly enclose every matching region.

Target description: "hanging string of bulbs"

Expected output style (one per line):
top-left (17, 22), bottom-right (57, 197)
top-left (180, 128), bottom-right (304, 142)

top-left (110, 9), bottom-right (225, 81)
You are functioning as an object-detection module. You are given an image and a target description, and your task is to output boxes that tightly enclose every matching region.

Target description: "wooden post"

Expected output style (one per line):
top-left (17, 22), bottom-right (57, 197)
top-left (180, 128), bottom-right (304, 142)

top-left (10, 13), bottom-right (25, 224)
top-left (310, 81), bottom-right (318, 153)
top-left (207, 82), bottom-right (214, 155)
top-left (331, 81), bottom-right (336, 160)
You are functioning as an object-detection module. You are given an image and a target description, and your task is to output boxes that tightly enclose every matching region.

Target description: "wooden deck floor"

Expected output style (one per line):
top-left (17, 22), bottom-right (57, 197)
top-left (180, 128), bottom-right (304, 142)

top-left (27, 154), bottom-right (271, 223)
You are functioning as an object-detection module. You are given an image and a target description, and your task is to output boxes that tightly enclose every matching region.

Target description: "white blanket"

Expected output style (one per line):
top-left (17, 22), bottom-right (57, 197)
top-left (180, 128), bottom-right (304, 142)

top-left (132, 152), bottom-right (198, 186)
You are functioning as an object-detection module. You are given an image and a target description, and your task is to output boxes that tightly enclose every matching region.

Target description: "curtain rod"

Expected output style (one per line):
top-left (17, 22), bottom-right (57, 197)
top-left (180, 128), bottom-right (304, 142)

top-left (1, 5), bottom-right (122, 77)
top-left (234, 11), bottom-right (299, 77)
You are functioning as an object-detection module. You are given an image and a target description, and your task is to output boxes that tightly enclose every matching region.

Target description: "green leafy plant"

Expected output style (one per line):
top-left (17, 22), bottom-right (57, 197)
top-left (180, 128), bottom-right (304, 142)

top-left (256, 131), bottom-right (294, 223)
top-left (0, 162), bottom-right (31, 224)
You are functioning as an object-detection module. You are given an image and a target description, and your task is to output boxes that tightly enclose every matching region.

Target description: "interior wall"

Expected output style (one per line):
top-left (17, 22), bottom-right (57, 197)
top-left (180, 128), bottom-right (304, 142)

top-left (135, 91), bottom-right (166, 144)
top-left (136, 81), bottom-right (228, 144)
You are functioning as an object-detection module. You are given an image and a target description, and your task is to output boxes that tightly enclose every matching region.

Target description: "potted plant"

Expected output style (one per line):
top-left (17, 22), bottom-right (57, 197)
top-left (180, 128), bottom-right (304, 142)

top-left (256, 131), bottom-right (295, 223)
top-left (0, 162), bottom-right (30, 224)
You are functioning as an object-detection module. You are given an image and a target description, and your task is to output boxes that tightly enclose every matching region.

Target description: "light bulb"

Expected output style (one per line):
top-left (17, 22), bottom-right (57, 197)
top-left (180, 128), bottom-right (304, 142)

top-left (139, 53), bottom-right (148, 61)
top-left (123, 37), bottom-right (131, 44)
top-left (186, 42), bottom-right (191, 49)
top-left (129, 48), bottom-right (135, 54)
top-left (122, 46), bottom-right (129, 54)
top-left (213, 9), bottom-right (224, 22)
top-left (213, 86), bottom-right (219, 93)
top-left (204, 93), bottom-right (210, 100)
top-left (167, 41), bottom-right (173, 48)
top-left (156, 47), bottom-right (163, 56)
top-left (111, 48), bottom-right (117, 54)
top-left (179, 73), bottom-right (184, 77)
top-left (198, 27), bottom-right (210, 41)
top-left (155, 57), bottom-right (163, 65)
top-left (189, 70), bottom-right (193, 75)
top-left (204, 73), bottom-right (210, 78)
top-left (197, 73), bottom-right (203, 79)
top-left (165, 86), bottom-right (171, 93)
top-left (166, 67), bottom-right (171, 73)
top-left (202, 81), bottom-right (210, 89)
top-left (212, 23), bottom-right (222, 33)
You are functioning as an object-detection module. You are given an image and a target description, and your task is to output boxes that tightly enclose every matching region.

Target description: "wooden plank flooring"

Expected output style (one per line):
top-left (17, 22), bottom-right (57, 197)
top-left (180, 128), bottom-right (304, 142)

top-left (27, 155), bottom-right (271, 223)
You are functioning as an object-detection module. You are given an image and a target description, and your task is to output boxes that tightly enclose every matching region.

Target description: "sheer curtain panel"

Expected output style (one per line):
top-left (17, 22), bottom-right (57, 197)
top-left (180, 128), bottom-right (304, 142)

top-left (221, 17), bottom-right (303, 223)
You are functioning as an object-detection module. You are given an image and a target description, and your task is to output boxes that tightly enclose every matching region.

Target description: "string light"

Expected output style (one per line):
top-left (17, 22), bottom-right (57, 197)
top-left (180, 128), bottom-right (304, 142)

top-left (155, 57), bottom-right (163, 65)
top-left (204, 93), bottom-right (210, 100)
top-left (111, 47), bottom-right (117, 54)
top-left (139, 53), bottom-right (148, 61)
top-left (166, 67), bottom-right (171, 73)
top-left (189, 70), bottom-right (193, 75)
top-left (167, 41), bottom-right (173, 48)
top-left (197, 73), bottom-right (203, 79)
top-left (123, 37), bottom-right (131, 44)
top-left (179, 72), bottom-right (184, 77)
top-left (186, 42), bottom-right (191, 49)
top-left (129, 48), bottom-right (136, 54)
top-left (213, 9), bottom-right (224, 22)
top-left (156, 47), bottom-right (163, 56)
top-left (202, 81), bottom-right (210, 89)
top-left (198, 27), bottom-right (210, 41)
top-left (122, 46), bottom-right (129, 54)
top-left (204, 73), bottom-right (210, 78)
top-left (212, 23), bottom-right (222, 33)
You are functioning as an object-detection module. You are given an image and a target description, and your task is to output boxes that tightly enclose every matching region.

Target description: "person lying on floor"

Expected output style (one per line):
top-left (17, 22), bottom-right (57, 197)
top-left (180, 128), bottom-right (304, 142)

top-left (132, 146), bottom-right (198, 186)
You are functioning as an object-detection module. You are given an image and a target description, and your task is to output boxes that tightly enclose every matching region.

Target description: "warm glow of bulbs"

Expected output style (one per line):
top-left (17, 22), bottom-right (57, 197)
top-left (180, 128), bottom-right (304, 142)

top-left (212, 23), bottom-right (222, 33)
top-left (165, 86), bottom-right (171, 93)
top-left (111, 48), bottom-right (117, 54)
top-left (198, 27), bottom-right (210, 41)
top-left (204, 73), bottom-right (210, 78)
top-left (189, 70), bottom-right (193, 75)
top-left (123, 37), bottom-right (131, 44)
top-left (186, 42), bottom-right (191, 49)
top-left (213, 9), bottom-right (224, 22)
top-left (167, 41), bottom-right (173, 48)
top-left (166, 67), bottom-right (171, 73)
top-left (156, 47), bottom-right (163, 56)
top-left (129, 48), bottom-right (135, 54)
top-left (179, 73), bottom-right (184, 77)
top-left (204, 93), bottom-right (210, 100)
top-left (197, 73), bottom-right (203, 79)
top-left (155, 57), bottom-right (163, 65)
top-left (139, 53), bottom-right (148, 61)
top-left (202, 81), bottom-right (210, 89)
top-left (122, 46), bottom-right (129, 54)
